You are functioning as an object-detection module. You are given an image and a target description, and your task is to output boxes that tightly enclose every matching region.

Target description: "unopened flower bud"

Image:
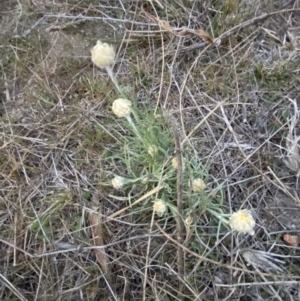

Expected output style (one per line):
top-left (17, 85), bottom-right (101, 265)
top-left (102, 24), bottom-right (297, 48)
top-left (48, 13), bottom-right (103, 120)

top-left (153, 199), bottom-right (167, 217)
top-left (112, 98), bottom-right (132, 118)
top-left (148, 145), bottom-right (158, 157)
top-left (191, 178), bottom-right (206, 192)
top-left (91, 40), bottom-right (115, 68)
top-left (171, 157), bottom-right (184, 170)
top-left (185, 215), bottom-right (193, 226)
top-left (111, 175), bottom-right (125, 190)
top-left (172, 158), bottom-right (178, 169)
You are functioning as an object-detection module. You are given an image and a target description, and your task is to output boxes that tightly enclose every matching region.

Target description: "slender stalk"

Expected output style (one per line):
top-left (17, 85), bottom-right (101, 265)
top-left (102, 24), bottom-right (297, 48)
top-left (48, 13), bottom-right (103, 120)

top-left (171, 119), bottom-right (184, 290)
top-left (126, 115), bottom-right (142, 140)
top-left (105, 66), bottom-right (122, 95)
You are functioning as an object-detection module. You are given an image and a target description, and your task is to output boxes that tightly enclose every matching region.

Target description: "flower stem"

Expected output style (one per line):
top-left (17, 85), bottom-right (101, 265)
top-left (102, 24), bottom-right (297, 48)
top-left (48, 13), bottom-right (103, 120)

top-left (105, 66), bottom-right (122, 95)
top-left (126, 115), bottom-right (142, 140)
top-left (206, 207), bottom-right (229, 224)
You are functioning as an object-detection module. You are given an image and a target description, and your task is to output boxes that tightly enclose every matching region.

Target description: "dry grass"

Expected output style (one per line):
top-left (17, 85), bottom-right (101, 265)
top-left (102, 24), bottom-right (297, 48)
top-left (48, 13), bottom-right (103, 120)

top-left (1, 0), bottom-right (300, 300)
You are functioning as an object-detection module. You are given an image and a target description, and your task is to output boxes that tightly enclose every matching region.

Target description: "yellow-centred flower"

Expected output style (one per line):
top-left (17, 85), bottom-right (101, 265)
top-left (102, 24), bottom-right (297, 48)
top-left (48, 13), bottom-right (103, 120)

top-left (229, 209), bottom-right (255, 235)
top-left (90, 40), bottom-right (115, 68)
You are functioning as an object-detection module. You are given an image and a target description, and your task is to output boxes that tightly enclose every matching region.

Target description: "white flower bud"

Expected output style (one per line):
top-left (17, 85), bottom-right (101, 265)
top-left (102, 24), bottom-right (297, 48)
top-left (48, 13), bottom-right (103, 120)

top-left (229, 209), bottom-right (255, 235)
top-left (111, 176), bottom-right (125, 190)
top-left (90, 40), bottom-right (115, 68)
top-left (141, 177), bottom-right (149, 184)
top-left (148, 145), bottom-right (158, 157)
top-left (153, 199), bottom-right (167, 217)
top-left (112, 98), bottom-right (132, 118)
top-left (191, 178), bottom-right (206, 192)
top-left (172, 158), bottom-right (178, 169)
top-left (171, 157), bottom-right (184, 170)
top-left (185, 215), bottom-right (193, 226)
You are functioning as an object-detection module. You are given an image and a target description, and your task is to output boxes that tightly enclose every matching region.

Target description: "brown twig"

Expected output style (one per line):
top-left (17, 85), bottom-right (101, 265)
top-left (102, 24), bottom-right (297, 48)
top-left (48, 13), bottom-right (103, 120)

top-left (89, 189), bottom-right (117, 298)
top-left (0, 273), bottom-right (30, 301)
top-left (108, 185), bottom-right (163, 219)
top-left (171, 119), bottom-right (185, 283)
top-left (155, 223), bottom-right (300, 279)
top-left (88, 203), bottom-right (108, 274)
top-left (168, 8), bottom-right (300, 53)
top-left (141, 3), bottom-right (214, 43)
top-left (219, 104), bottom-right (297, 202)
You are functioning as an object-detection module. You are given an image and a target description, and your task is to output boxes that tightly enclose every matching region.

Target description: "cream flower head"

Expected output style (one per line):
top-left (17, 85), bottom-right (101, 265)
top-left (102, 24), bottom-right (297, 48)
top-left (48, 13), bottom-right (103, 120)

top-left (112, 98), bottom-right (132, 118)
top-left (153, 199), bottom-right (167, 217)
top-left (91, 40), bottom-right (115, 68)
top-left (111, 175), bottom-right (125, 190)
top-left (229, 209), bottom-right (255, 235)
top-left (191, 178), bottom-right (206, 192)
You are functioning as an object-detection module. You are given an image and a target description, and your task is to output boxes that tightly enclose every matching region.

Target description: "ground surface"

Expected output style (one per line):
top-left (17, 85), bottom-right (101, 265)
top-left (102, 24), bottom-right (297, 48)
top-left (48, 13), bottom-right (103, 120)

top-left (1, 0), bottom-right (300, 300)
